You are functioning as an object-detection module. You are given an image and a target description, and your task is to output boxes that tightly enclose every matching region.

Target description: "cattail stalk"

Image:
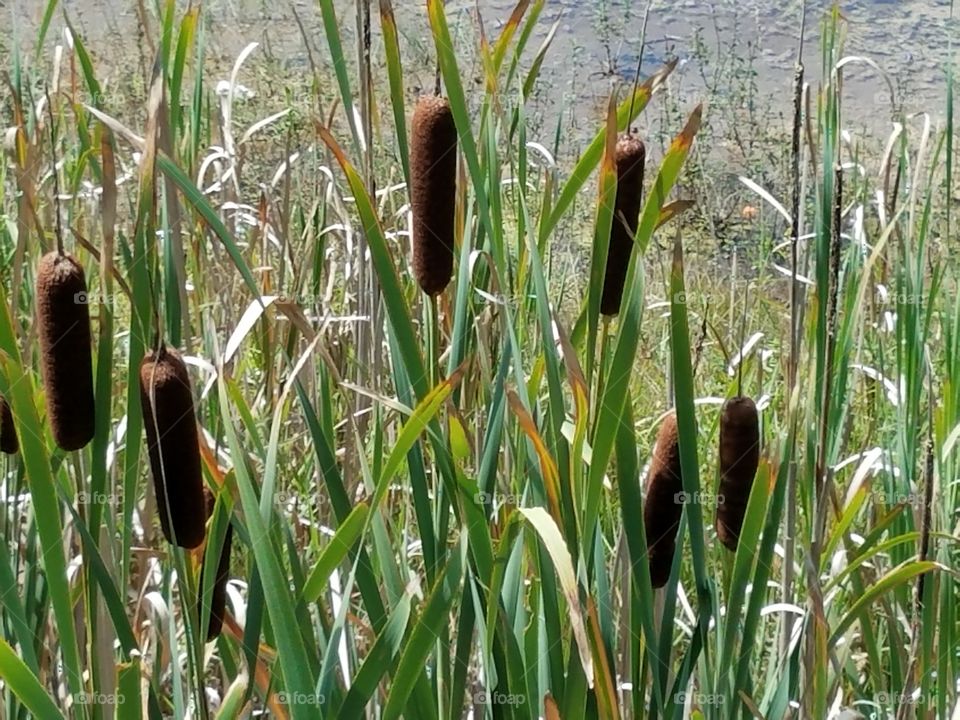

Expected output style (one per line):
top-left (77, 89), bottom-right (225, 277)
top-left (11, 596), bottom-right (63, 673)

top-left (643, 411), bottom-right (684, 588)
top-left (0, 396), bottom-right (17, 455)
top-left (601, 134), bottom-right (646, 316)
top-left (715, 396), bottom-right (761, 551)
top-left (410, 95), bottom-right (458, 296)
top-left (200, 490), bottom-right (232, 641)
top-left (36, 251), bottom-right (96, 450)
top-left (139, 345), bottom-right (205, 548)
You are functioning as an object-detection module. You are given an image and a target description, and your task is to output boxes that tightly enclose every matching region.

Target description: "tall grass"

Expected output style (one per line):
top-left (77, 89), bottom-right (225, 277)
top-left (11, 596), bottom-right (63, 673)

top-left (0, 1), bottom-right (957, 718)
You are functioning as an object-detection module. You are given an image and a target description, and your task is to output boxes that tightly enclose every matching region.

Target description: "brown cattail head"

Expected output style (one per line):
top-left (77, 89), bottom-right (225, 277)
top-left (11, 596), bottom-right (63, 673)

top-left (36, 252), bottom-right (95, 450)
top-left (0, 396), bottom-right (17, 454)
top-left (410, 95), bottom-right (458, 296)
top-left (643, 411), bottom-right (684, 588)
top-left (139, 346), bottom-right (205, 548)
top-left (200, 488), bottom-right (232, 641)
top-left (601, 134), bottom-right (646, 316)
top-left (715, 396), bottom-right (760, 551)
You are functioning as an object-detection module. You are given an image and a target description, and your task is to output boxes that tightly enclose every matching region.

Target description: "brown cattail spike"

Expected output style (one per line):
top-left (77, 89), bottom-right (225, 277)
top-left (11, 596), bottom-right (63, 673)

top-left (0, 396), bottom-right (17, 454)
top-left (200, 489), bottom-right (232, 641)
top-left (36, 252), bottom-right (96, 450)
top-left (601, 134), bottom-right (646, 316)
top-left (715, 396), bottom-right (760, 551)
top-left (410, 95), bottom-right (458, 296)
top-left (139, 346), bottom-right (205, 548)
top-left (643, 411), bottom-right (685, 588)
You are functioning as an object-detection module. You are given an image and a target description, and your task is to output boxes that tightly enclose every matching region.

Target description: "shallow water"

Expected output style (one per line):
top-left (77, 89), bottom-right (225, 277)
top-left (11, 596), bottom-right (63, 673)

top-left (8, 0), bottom-right (952, 138)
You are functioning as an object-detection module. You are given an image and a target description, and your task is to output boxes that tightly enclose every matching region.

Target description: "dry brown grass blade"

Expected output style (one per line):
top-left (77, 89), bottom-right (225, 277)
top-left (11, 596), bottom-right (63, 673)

top-left (545, 693), bottom-right (562, 720)
top-left (157, 80), bottom-right (190, 354)
top-left (655, 200), bottom-right (696, 231)
top-left (3, 74), bottom-right (44, 315)
top-left (220, 616), bottom-right (288, 719)
top-left (100, 131), bottom-right (117, 295)
top-left (508, 389), bottom-right (562, 525)
top-left (71, 227), bottom-right (133, 302)
top-left (554, 313), bottom-right (588, 418)
top-left (586, 597), bottom-right (621, 719)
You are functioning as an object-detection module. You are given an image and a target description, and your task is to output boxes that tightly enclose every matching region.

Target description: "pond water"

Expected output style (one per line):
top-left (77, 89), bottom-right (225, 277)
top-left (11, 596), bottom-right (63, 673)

top-left (8, 0), bottom-right (954, 140)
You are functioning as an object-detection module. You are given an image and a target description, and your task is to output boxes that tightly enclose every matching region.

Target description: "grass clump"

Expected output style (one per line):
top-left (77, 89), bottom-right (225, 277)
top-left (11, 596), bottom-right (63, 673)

top-left (0, 2), bottom-right (956, 718)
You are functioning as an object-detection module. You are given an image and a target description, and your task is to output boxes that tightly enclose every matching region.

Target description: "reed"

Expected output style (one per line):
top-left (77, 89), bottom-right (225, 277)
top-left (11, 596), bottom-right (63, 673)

top-left (410, 95), bottom-right (458, 296)
top-left (601, 134), bottom-right (646, 316)
top-left (643, 411), bottom-right (685, 588)
top-left (0, 396), bottom-right (17, 455)
top-left (715, 396), bottom-right (761, 551)
top-left (199, 490), bottom-right (232, 641)
top-left (139, 345), bottom-right (206, 549)
top-left (35, 251), bottom-right (96, 450)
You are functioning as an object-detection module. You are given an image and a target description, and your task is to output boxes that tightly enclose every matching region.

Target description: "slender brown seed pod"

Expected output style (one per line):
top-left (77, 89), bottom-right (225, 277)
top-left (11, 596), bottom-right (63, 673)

top-left (601, 134), bottom-right (646, 316)
top-left (35, 251), bottom-right (96, 450)
top-left (139, 346), bottom-right (205, 548)
top-left (410, 95), bottom-right (458, 296)
top-left (200, 489), bottom-right (232, 641)
top-left (643, 411), bottom-right (685, 588)
top-left (0, 396), bottom-right (17, 455)
top-left (715, 396), bottom-right (760, 551)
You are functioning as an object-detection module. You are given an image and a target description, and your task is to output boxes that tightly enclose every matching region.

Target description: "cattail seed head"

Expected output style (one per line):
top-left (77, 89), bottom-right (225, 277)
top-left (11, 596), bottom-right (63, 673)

top-left (643, 411), bottom-right (684, 588)
top-left (36, 252), bottom-right (95, 450)
top-left (139, 346), bottom-right (205, 548)
top-left (200, 489), bottom-right (232, 641)
top-left (0, 396), bottom-right (17, 455)
top-left (410, 95), bottom-right (458, 296)
top-left (601, 134), bottom-right (646, 316)
top-left (715, 396), bottom-right (760, 551)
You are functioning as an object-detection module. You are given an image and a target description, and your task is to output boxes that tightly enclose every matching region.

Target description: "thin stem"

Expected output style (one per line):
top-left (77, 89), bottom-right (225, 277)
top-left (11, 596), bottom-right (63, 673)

top-left (45, 88), bottom-right (64, 256)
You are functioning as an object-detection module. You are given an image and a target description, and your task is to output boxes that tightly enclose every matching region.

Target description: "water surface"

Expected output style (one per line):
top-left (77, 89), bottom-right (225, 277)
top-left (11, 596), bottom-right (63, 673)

top-left (8, 1), bottom-right (953, 140)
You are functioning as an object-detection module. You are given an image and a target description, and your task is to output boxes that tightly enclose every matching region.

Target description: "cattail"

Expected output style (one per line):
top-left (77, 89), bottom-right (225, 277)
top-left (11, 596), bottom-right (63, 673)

top-left (0, 396), bottom-right (17, 455)
top-left (410, 95), bottom-right (458, 296)
top-left (199, 489), bottom-right (232, 641)
top-left (35, 251), bottom-right (95, 450)
top-left (601, 134), bottom-right (646, 316)
top-left (643, 411), bottom-right (684, 588)
top-left (139, 346), bottom-right (205, 549)
top-left (715, 396), bottom-right (760, 551)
